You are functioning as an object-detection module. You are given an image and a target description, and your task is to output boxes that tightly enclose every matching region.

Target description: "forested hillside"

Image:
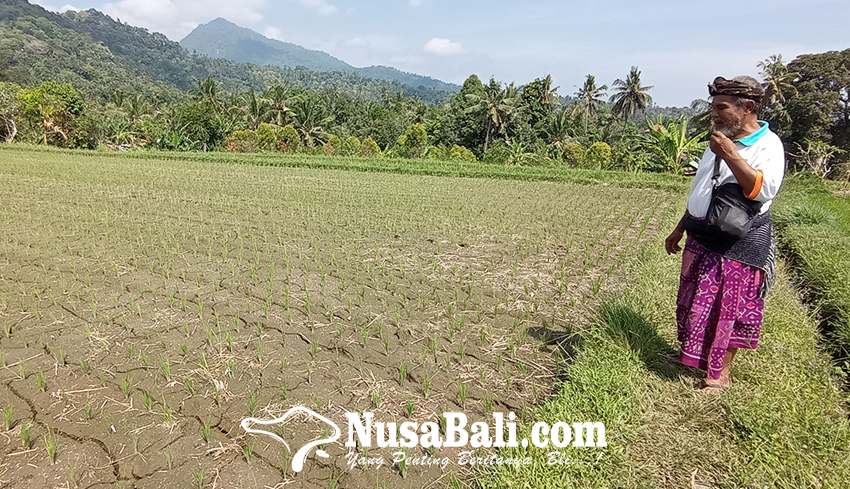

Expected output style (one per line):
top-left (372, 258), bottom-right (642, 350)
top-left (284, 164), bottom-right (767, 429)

top-left (0, 0), bottom-right (454, 103)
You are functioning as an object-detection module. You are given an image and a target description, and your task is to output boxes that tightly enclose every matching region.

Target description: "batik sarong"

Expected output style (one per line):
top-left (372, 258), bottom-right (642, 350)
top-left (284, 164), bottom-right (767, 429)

top-left (676, 237), bottom-right (764, 380)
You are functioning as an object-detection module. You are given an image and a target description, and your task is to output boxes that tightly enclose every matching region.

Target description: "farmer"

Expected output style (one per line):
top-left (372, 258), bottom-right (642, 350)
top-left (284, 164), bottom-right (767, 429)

top-left (664, 76), bottom-right (785, 393)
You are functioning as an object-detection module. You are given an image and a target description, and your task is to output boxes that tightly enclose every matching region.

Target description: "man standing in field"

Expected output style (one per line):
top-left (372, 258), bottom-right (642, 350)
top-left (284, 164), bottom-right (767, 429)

top-left (665, 76), bottom-right (785, 394)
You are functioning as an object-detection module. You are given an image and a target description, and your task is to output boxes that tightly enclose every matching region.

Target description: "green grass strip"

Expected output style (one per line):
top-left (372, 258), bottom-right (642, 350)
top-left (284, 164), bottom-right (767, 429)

top-left (0, 144), bottom-right (690, 192)
top-left (479, 231), bottom-right (850, 488)
top-left (773, 176), bottom-right (850, 367)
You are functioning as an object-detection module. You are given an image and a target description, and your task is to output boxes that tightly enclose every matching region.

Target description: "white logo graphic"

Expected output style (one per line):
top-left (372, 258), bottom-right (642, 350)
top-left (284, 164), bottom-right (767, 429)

top-left (241, 406), bottom-right (341, 473)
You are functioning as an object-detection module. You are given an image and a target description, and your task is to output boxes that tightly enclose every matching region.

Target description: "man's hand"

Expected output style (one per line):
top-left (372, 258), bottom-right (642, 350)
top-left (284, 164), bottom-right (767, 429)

top-left (710, 131), bottom-right (738, 161)
top-left (665, 229), bottom-right (684, 255)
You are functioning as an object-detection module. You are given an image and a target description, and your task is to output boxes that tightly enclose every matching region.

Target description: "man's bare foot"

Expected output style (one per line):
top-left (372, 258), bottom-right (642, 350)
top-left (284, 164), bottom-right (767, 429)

top-left (695, 378), bottom-right (730, 394)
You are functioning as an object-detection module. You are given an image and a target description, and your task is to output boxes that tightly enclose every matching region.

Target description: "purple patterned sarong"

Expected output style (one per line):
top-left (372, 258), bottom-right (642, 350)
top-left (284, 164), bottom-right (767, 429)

top-left (677, 237), bottom-right (764, 380)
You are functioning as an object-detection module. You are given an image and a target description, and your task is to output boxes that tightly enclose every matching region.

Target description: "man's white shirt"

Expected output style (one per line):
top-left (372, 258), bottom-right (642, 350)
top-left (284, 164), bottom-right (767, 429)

top-left (686, 121), bottom-right (786, 219)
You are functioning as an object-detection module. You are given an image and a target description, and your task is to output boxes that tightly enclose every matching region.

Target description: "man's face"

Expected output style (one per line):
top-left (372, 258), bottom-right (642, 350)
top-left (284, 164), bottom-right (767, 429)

top-left (711, 95), bottom-right (750, 138)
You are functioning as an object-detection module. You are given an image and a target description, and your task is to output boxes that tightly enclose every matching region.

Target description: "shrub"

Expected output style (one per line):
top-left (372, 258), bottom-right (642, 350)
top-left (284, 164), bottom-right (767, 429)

top-left (483, 140), bottom-right (511, 164)
top-left (341, 136), bottom-right (362, 156)
top-left (584, 142), bottom-right (612, 170)
top-left (426, 145), bottom-right (449, 160)
top-left (397, 123), bottom-right (428, 158)
top-left (224, 130), bottom-right (259, 153)
top-left (256, 123), bottom-right (276, 152)
top-left (361, 137), bottom-right (381, 157)
top-left (327, 135), bottom-right (342, 154)
top-left (276, 125), bottom-right (300, 152)
top-left (450, 145), bottom-right (477, 162)
top-left (562, 142), bottom-right (585, 167)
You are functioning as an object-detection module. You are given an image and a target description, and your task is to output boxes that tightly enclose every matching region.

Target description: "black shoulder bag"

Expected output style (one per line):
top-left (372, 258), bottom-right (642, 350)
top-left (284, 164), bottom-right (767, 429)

top-left (705, 156), bottom-right (762, 241)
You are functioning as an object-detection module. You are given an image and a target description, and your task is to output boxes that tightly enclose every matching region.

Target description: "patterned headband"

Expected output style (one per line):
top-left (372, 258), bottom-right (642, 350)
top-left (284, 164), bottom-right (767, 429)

top-left (708, 77), bottom-right (764, 100)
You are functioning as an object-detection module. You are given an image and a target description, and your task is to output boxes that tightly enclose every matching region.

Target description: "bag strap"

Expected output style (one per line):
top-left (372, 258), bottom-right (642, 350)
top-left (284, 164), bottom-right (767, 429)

top-left (711, 155), bottom-right (722, 192)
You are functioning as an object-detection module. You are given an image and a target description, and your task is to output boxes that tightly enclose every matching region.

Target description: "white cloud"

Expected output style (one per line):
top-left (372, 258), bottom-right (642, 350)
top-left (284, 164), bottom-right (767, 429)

top-left (424, 38), bottom-right (463, 55)
top-left (293, 0), bottom-right (339, 16)
top-left (101, 0), bottom-right (267, 40)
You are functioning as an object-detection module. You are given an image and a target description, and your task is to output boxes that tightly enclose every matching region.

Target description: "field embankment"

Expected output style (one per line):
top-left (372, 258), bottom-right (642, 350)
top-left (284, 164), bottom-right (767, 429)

top-left (478, 177), bottom-right (850, 488)
top-left (772, 177), bottom-right (850, 372)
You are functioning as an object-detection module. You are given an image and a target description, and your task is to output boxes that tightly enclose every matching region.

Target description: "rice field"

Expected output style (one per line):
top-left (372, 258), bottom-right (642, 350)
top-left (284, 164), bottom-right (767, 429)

top-left (0, 147), bottom-right (679, 488)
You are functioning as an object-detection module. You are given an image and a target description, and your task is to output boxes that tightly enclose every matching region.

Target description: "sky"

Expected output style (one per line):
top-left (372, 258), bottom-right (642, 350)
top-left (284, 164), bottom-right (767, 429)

top-left (31, 0), bottom-right (850, 107)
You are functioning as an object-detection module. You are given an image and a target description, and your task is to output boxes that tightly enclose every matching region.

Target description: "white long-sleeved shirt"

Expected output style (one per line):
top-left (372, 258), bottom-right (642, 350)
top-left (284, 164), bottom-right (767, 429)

top-left (686, 121), bottom-right (786, 218)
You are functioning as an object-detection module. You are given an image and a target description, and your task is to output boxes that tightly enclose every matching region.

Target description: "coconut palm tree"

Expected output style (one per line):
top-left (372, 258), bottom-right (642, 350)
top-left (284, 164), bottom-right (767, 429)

top-left (573, 75), bottom-right (607, 135)
top-left (689, 98), bottom-right (712, 134)
top-left (538, 74), bottom-right (561, 110)
top-left (758, 54), bottom-right (799, 107)
top-left (264, 85), bottom-right (301, 127)
top-left (466, 77), bottom-right (520, 153)
top-left (543, 107), bottom-right (573, 150)
top-left (190, 77), bottom-right (223, 113)
top-left (291, 97), bottom-right (333, 147)
top-left (123, 94), bottom-right (151, 122)
top-left (240, 91), bottom-right (273, 130)
top-left (609, 66), bottom-right (653, 122)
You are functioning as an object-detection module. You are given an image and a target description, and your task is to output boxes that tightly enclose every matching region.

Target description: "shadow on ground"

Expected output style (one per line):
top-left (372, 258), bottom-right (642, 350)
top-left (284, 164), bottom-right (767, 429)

top-left (597, 302), bottom-right (689, 381)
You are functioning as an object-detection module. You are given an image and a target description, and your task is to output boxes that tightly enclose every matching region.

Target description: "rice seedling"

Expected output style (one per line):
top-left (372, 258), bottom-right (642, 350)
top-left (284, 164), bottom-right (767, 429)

top-left (20, 423), bottom-right (31, 448)
top-left (160, 360), bottom-right (171, 382)
top-left (405, 399), bottom-right (415, 418)
top-left (202, 416), bottom-right (211, 443)
top-left (121, 378), bottom-right (131, 399)
top-left (163, 400), bottom-right (174, 426)
top-left (248, 392), bottom-right (257, 416)
top-left (397, 447), bottom-right (409, 479)
top-left (4, 407), bottom-right (13, 430)
top-left (243, 444), bottom-right (254, 463)
top-left (35, 370), bottom-right (46, 392)
top-left (423, 374), bottom-right (431, 398)
top-left (398, 362), bottom-right (407, 385)
top-left (43, 428), bottom-right (57, 464)
top-left (69, 465), bottom-right (79, 488)
top-left (143, 391), bottom-right (153, 411)
top-left (195, 467), bottom-right (204, 488)
top-left (457, 382), bottom-right (468, 408)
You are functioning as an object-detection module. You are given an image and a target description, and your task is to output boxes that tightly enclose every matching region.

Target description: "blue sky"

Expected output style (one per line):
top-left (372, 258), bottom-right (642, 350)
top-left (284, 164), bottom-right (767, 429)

top-left (32, 0), bottom-right (850, 107)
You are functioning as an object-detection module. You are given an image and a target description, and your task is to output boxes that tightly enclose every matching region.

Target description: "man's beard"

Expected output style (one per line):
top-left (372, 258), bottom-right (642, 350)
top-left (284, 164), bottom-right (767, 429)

top-left (714, 118), bottom-right (744, 138)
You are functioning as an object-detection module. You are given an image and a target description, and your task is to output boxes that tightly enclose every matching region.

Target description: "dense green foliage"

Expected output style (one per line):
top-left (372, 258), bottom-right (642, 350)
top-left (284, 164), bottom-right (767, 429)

top-left (180, 18), bottom-right (460, 93)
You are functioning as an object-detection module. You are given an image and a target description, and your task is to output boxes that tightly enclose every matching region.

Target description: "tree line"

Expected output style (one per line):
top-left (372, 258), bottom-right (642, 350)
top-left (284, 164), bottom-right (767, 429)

top-left (1, 50), bottom-right (848, 178)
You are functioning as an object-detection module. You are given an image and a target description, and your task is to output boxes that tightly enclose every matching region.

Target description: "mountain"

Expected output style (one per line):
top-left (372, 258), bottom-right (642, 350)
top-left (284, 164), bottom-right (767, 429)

top-left (0, 0), bottom-right (455, 103)
top-left (180, 18), bottom-right (460, 93)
